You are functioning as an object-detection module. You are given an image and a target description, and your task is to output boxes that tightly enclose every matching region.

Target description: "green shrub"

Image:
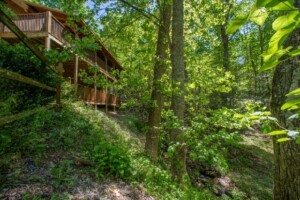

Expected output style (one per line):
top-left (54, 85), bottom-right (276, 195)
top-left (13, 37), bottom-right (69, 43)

top-left (90, 141), bottom-right (132, 179)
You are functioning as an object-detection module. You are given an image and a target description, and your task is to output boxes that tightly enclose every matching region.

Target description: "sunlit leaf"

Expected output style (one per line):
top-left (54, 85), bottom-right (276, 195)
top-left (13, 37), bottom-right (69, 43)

top-left (259, 58), bottom-right (278, 71)
top-left (289, 48), bottom-right (300, 56)
top-left (269, 130), bottom-right (287, 135)
top-left (287, 88), bottom-right (300, 97)
top-left (277, 137), bottom-right (291, 142)
top-left (281, 99), bottom-right (300, 110)
top-left (188, 82), bottom-right (196, 89)
top-left (249, 116), bottom-right (261, 120)
top-left (226, 16), bottom-right (248, 34)
top-left (272, 12), bottom-right (299, 31)
top-left (250, 8), bottom-right (268, 25)
top-left (268, 0), bottom-right (295, 11)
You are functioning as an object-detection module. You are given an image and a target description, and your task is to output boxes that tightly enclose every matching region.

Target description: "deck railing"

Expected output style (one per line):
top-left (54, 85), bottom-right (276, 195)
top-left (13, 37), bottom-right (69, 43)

top-left (51, 15), bottom-right (66, 42)
top-left (0, 12), bottom-right (66, 43)
top-left (78, 84), bottom-right (118, 106)
top-left (0, 13), bottom-right (47, 33)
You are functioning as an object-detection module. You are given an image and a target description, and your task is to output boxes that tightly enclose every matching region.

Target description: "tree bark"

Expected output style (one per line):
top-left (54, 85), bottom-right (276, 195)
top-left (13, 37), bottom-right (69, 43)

top-left (170, 0), bottom-right (186, 182)
top-left (270, 7), bottom-right (300, 198)
top-left (145, 1), bottom-right (172, 162)
top-left (220, 0), bottom-right (232, 107)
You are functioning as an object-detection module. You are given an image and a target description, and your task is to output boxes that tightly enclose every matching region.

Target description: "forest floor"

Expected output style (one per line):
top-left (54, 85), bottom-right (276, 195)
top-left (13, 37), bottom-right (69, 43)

top-left (0, 101), bottom-right (273, 200)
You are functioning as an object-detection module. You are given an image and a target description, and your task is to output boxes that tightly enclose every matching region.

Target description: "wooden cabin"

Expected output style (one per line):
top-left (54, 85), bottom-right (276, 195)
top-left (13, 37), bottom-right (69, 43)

top-left (0, 0), bottom-right (123, 110)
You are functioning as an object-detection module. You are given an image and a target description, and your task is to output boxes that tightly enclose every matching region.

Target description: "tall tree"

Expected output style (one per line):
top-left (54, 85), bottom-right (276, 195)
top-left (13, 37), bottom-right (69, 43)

top-left (170, 0), bottom-right (186, 181)
top-left (145, 0), bottom-right (172, 162)
top-left (269, 0), bottom-right (300, 198)
top-left (270, 26), bottom-right (300, 200)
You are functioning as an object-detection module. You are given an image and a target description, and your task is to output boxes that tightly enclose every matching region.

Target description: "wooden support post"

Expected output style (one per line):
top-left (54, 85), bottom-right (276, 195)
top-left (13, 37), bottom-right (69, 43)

top-left (45, 11), bottom-right (52, 34)
top-left (56, 63), bottom-right (63, 108)
top-left (45, 37), bottom-right (51, 50)
top-left (74, 54), bottom-right (79, 97)
top-left (105, 57), bottom-right (108, 113)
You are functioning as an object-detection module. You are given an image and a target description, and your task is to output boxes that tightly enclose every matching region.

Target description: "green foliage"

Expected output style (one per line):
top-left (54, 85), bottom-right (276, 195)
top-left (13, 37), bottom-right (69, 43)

top-left (90, 139), bottom-right (132, 179)
top-left (0, 40), bottom-right (56, 116)
top-left (132, 157), bottom-right (216, 200)
top-left (50, 160), bottom-right (75, 188)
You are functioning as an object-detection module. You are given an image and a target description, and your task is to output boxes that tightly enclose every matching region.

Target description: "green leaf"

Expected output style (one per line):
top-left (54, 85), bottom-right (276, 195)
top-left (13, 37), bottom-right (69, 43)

top-left (226, 16), bottom-right (248, 34)
top-left (256, 0), bottom-right (273, 7)
top-left (296, 137), bottom-right (300, 144)
top-left (269, 130), bottom-right (287, 135)
top-left (188, 82), bottom-right (196, 89)
top-left (267, 1), bottom-right (295, 11)
top-left (250, 8), bottom-right (268, 26)
top-left (281, 98), bottom-right (300, 110)
top-left (262, 28), bottom-right (294, 63)
top-left (259, 58), bottom-right (278, 71)
top-left (277, 137), bottom-right (291, 142)
top-left (272, 12), bottom-right (299, 31)
top-left (289, 48), bottom-right (300, 57)
top-left (257, 0), bottom-right (295, 10)
top-left (287, 88), bottom-right (300, 97)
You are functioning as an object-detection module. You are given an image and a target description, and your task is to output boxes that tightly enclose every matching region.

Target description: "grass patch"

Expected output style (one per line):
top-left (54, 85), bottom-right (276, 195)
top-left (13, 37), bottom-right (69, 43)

top-left (227, 135), bottom-right (273, 200)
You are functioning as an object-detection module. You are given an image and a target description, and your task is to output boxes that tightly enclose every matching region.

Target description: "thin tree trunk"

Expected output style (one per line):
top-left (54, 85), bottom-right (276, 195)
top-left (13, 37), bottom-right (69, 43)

top-left (270, 5), bottom-right (300, 197)
top-left (248, 44), bottom-right (257, 97)
top-left (170, 0), bottom-right (186, 182)
top-left (220, 0), bottom-right (232, 107)
top-left (145, 1), bottom-right (172, 162)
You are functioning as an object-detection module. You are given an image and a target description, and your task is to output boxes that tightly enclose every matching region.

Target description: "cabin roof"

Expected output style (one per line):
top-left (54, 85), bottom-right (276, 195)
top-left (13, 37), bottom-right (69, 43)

top-left (4, 0), bottom-right (123, 71)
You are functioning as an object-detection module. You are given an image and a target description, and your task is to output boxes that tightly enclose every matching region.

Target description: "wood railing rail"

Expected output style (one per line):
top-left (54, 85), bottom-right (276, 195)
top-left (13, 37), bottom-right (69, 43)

top-left (0, 12), bottom-right (47, 33)
top-left (51, 15), bottom-right (66, 42)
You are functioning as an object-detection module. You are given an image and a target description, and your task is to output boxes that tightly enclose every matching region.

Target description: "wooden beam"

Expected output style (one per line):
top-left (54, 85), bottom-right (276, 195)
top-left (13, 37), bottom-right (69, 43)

top-left (0, 32), bottom-right (49, 38)
top-left (0, 68), bottom-right (56, 92)
top-left (0, 8), bottom-right (47, 64)
top-left (0, 104), bottom-right (54, 126)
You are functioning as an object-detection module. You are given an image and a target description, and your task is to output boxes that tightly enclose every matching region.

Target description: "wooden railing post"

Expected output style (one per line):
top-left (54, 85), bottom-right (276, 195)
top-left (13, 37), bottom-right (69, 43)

top-left (45, 11), bottom-right (52, 34)
top-left (56, 62), bottom-right (63, 108)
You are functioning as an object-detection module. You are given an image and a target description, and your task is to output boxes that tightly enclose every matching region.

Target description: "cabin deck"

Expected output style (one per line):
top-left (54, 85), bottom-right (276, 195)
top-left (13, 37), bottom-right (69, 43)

top-left (0, 10), bottom-right (121, 108)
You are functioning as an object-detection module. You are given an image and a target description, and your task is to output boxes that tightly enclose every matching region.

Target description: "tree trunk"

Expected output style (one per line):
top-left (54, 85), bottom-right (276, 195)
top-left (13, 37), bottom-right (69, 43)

top-left (270, 10), bottom-right (300, 198)
top-left (145, 1), bottom-right (172, 162)
top-left (220, 0), bottom-right (232, 107)
top-left (170, 0), bottom-right (186, 182)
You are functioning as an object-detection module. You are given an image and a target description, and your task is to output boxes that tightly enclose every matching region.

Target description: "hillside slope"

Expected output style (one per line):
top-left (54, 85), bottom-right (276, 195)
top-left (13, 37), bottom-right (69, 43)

top-left (0, 101), bottom-right (215, 199)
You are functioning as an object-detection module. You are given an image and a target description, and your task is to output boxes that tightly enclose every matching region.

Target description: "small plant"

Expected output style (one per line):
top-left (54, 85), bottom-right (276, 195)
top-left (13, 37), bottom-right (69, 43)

top-left (50, 160), bottom-right (75, 188)
top-left (90, 141), bottom-right (132, 179)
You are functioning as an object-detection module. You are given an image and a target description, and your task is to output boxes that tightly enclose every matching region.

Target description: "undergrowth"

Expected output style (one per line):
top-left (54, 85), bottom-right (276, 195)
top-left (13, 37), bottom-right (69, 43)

top-left (0, 101), bottom-right (215, 199)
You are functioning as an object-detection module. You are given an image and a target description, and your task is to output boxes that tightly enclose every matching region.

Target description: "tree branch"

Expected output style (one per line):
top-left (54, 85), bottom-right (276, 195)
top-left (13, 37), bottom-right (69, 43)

top-left (118, 0), bottom-right (160, 26)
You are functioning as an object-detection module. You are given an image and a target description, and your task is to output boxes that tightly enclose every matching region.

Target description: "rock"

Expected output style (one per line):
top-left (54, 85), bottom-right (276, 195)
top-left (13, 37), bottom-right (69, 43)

top-left (212, 185), bottom-right (225, 196)
top-left (219, 176), bottom-right (231, 188)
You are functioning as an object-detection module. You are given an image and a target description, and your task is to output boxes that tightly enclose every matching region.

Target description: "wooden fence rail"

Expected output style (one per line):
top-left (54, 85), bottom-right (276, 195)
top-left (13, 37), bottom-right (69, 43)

top-left (0, 68), bottom-right (56, 92)
top-left (0, 104), bottom-right (54, 126)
